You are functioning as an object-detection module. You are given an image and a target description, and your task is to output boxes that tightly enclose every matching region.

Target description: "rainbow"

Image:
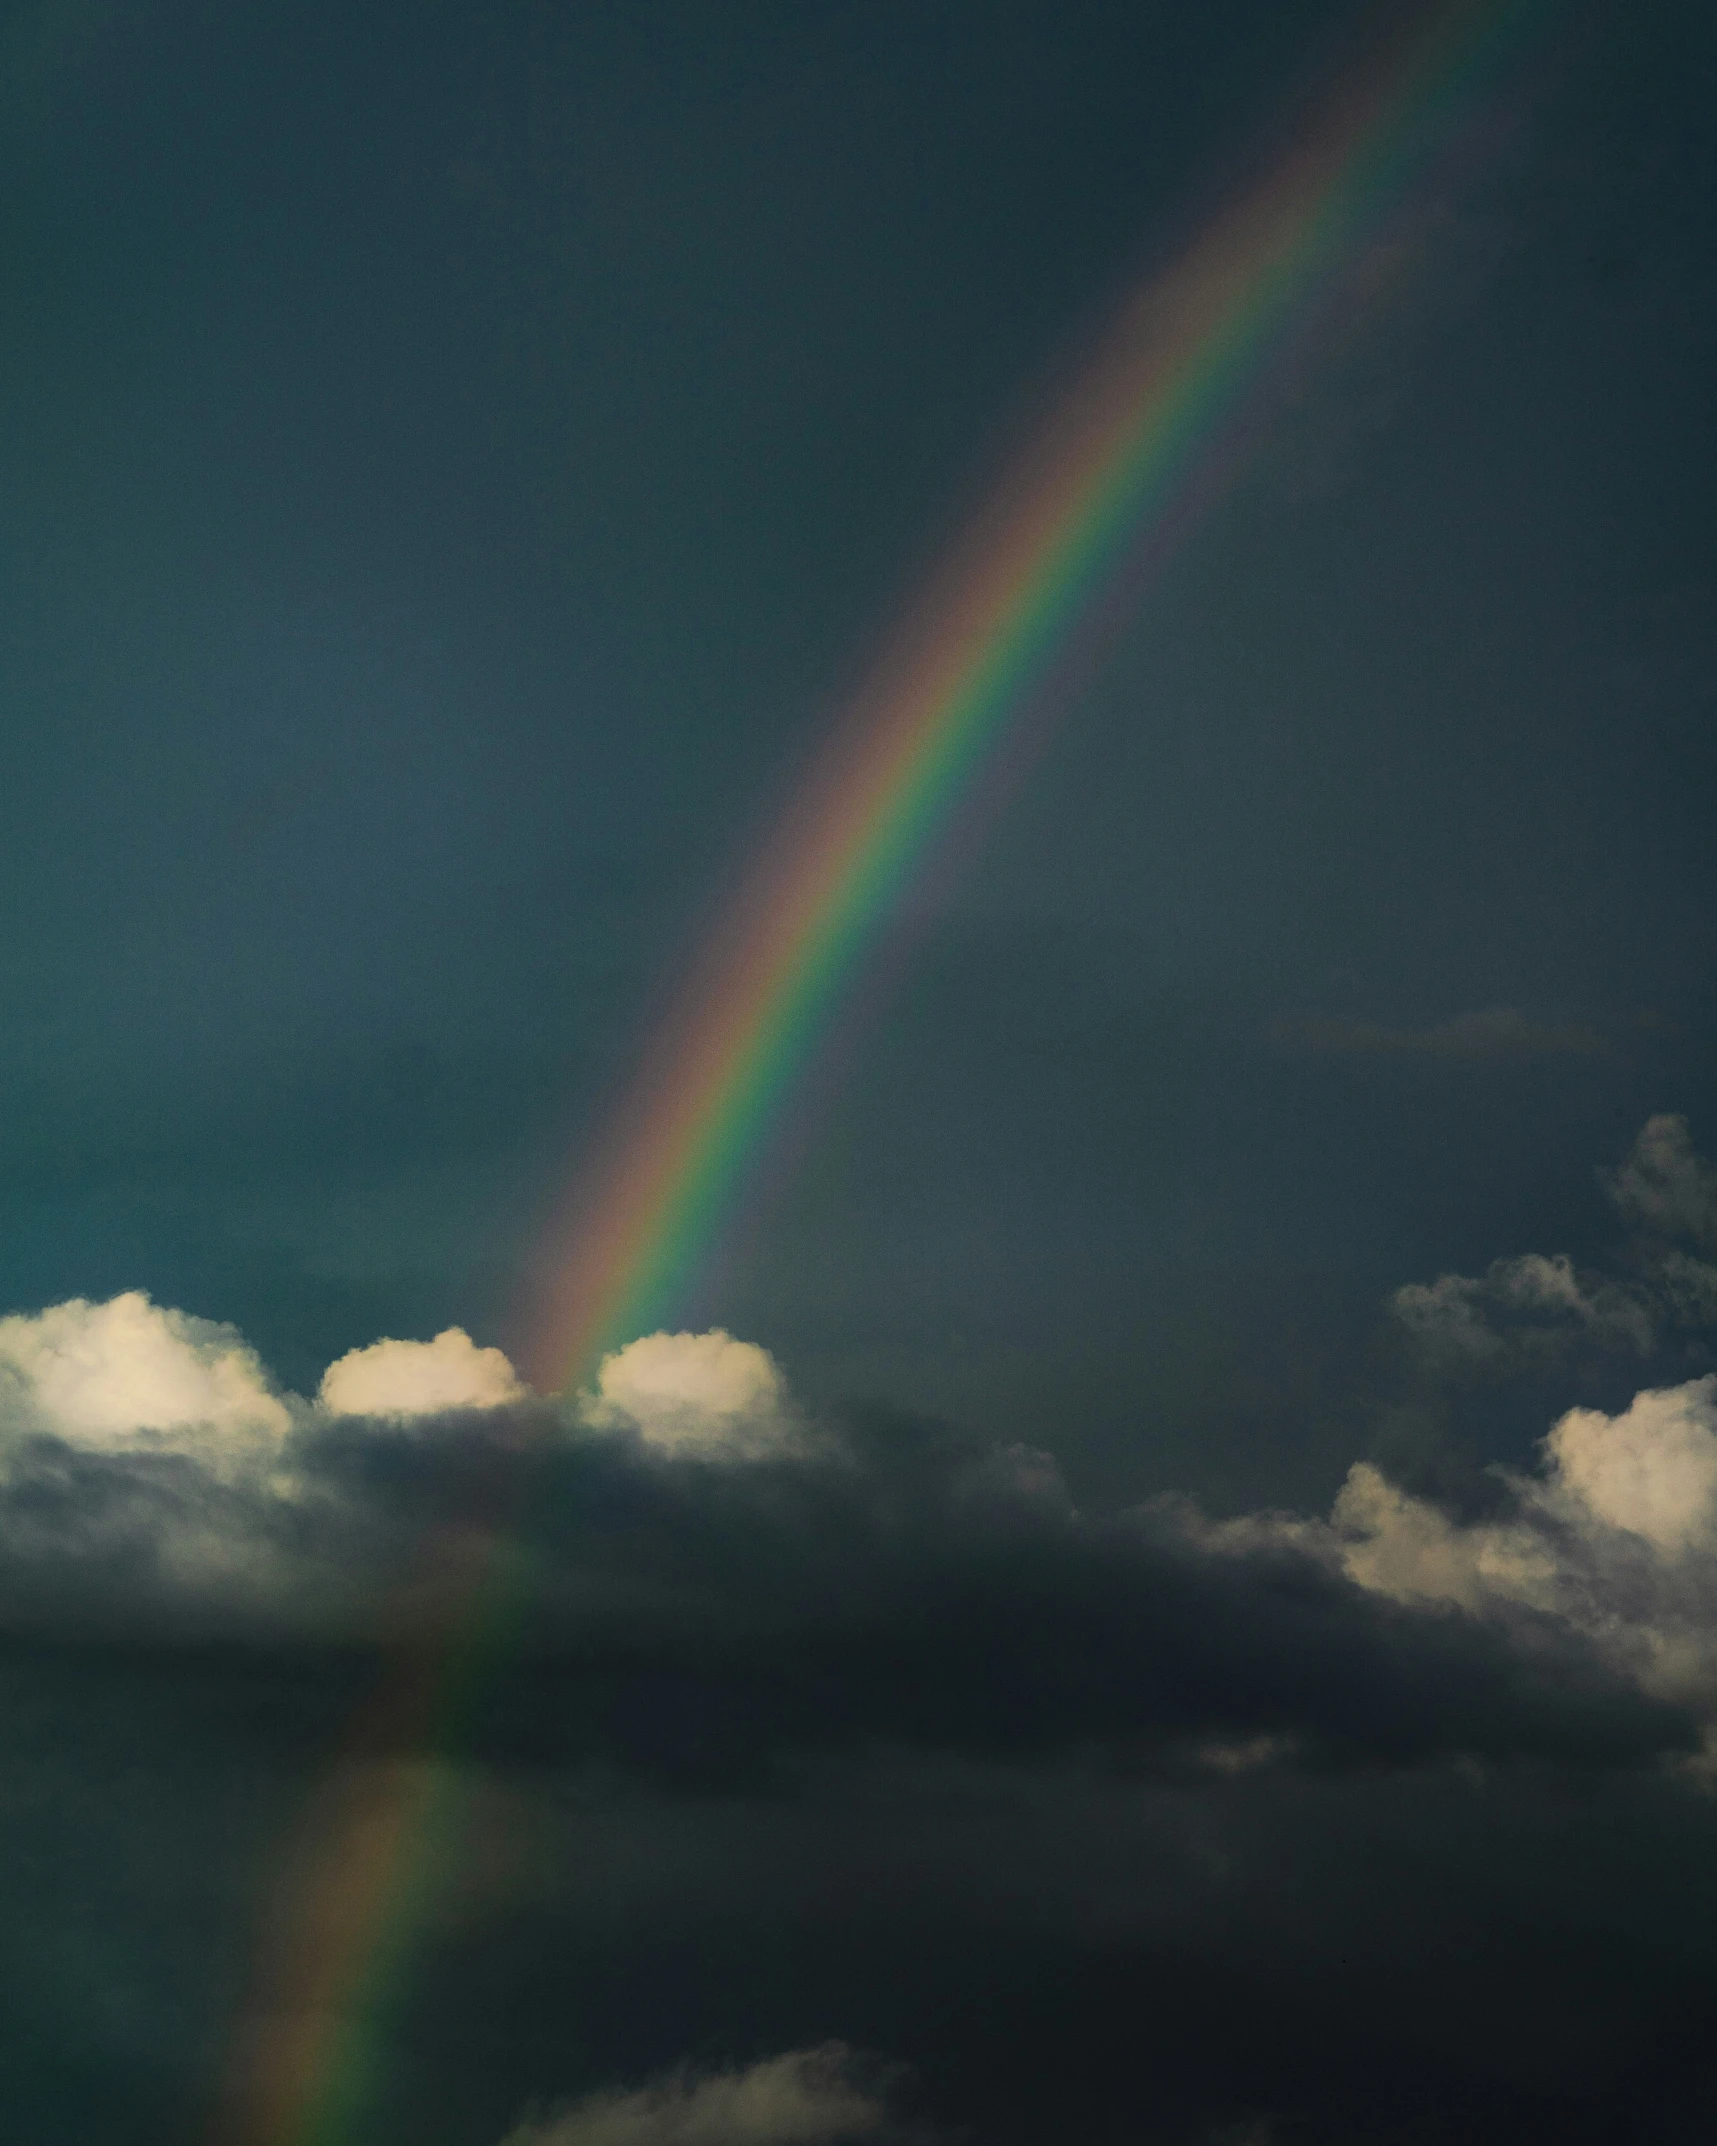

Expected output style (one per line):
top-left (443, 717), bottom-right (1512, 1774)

top-left (518, 0), bottom-right (1537, 1393)
top-left (212, 6), bottom-right (1546, 2140)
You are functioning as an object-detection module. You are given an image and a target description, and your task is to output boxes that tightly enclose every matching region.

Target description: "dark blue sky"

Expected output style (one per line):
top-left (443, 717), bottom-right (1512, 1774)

top-left (2, 1), bottom-right (1713, 1504)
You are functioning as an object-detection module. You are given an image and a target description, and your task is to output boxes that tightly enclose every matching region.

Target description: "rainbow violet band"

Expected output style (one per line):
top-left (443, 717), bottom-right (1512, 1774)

top-left (211, 7), bottom-right (1551, 2142)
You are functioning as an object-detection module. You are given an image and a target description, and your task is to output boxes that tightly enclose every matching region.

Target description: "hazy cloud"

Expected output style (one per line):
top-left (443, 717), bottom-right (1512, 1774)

top-left (1386, 1117), bottom-right (1717, 1368)
top-left (502, 2046), bottom-right (904, 2146)
top-left (1390, 1252), bottom-right (1658, 1361)
top-left (1602, 1113), bottom-right (1717, 1248)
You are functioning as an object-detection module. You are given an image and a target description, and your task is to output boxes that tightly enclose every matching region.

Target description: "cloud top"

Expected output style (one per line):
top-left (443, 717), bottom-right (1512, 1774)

top-left (583, 1330), bottom-right (811, 1461)
top-left (1547, 1378), bottom-right (1717, 1558)
top-left (319, 1327), bottom-right (525, 1418)
top-left (0, 1291), bottom-right (289, 1464)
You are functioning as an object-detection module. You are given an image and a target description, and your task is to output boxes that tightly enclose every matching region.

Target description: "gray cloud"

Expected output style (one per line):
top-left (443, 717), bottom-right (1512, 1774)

top-left (12, 1131), bottom-right (1717, 2145)
top-left (1602, 1113), bottom-right (1717, 1249)
top-left (0, 1293), bottom-right (1691, 1781)
top-left (1390, 1252), bottom-right (1659, 1362)
top-left (1385, 1117), bottom-right (1717, 1375)
top-left (1219, 1375), bottom-right (1717, 1752)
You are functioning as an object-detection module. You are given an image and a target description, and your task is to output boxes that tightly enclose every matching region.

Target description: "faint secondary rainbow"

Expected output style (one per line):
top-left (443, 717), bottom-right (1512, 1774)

top-left (214, 6), bottom-right (1548, 2142)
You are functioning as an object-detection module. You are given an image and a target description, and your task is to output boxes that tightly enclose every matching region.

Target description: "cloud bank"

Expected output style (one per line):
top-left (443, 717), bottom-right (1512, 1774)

top-left (2, 1129), bottom-right (1715, 1776)
top-left (8, 1119), bottom-right (1717, 2146)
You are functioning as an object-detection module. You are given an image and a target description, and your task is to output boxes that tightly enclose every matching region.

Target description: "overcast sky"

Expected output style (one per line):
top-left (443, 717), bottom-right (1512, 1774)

top-left (3, 3), bottom-right (1717, 2142)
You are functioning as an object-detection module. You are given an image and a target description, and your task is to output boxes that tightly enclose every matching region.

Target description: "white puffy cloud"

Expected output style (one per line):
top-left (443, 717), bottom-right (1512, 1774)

top-left (0, 1294), bottom-right (316, 1612)
top-left (582, 1330), bottom-right (816, 1462)
top-left (1300, 1376), bottom-right (1717, 1721)
top-left (0, 1301), bottom-right (525, 1620)
top-left (501, 2045), bottom-right (895, 2146)
top-left (0, 1291), bottom-right (290, 1469)
top-left (318, 1327), bottom-right (524, 1419)
top-left (1329, 1463), bottom-right (1560, 1615)
top-left (1544, 1378), bottom-right (1717, 1557)
top-left (1312, 1119), bottom-right (1717, 1729)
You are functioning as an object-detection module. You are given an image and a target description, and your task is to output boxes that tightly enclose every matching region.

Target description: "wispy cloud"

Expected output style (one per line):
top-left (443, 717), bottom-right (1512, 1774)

top-left (1387, 1115), bottom-right (1717, 1370)
top-left (1602, 1113), bottom-right (1717, 1249)
top-left (7, 1133), bottom-right (1717, 2146)
top-left (502, 2045), bottom-right (913, 2146)
top-left (1272, 1005), bottom-right (1609, 1061)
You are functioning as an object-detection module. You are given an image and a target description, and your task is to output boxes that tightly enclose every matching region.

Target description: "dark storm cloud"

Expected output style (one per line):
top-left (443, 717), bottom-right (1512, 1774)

top-left (456, 1740), bottom-right (1717, 2146)
top-left (0, 1356), bottom-right (1691, 1782)
top-left (11, 1599), bottom-right (1717, 2145)
top-left (450, 1413), bottom-right (1693, 1781)
top-left (9, 1115), bottom-right (1717, 2145)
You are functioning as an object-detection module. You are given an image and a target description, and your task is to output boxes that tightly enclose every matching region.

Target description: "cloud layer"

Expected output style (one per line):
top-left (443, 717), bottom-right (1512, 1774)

top-left (7, 1120), bottom-right (1717, 2146)
top-left (1231, 1373), bottom-right (1717, 1730)
top-left (0, 1299), bottom-right (1702, 1779)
